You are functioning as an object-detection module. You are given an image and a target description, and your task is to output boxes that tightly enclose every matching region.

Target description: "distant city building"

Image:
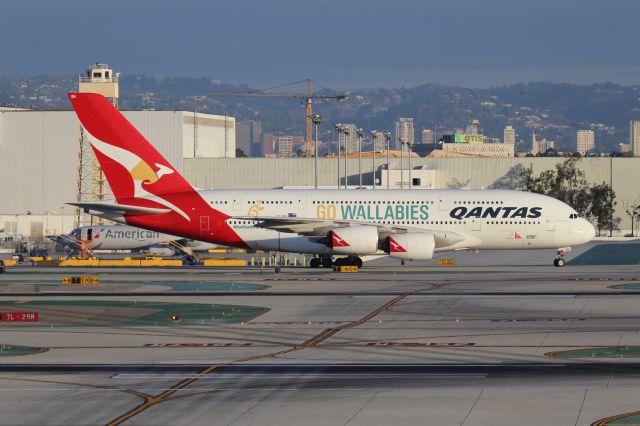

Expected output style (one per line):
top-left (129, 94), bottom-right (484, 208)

top-left (438, 132), bottom-right (513, 157)
top-left (576, 130), bottom-right (595, 155)
top-left (370, 130), bottom-right (386, 151)
top-left (276, 136), bottom-right (293, 157)
top-left (421, 129), bottom-right (434, 145)
top-left (262, 133), bottom-right (304, 157)
top-left (619, 143), bottom-right (632, 154)
top-left (531, 131), bottom-right (555, 155)
top-left (394, 118), bottom-right (414, 150)
top-left (503, 125), bottom-right (516, 145)
top-left (465, 119), bottom-right (480, 135)
top-left (435, 143), bottom-right (514, 157)
top-left (342, 123), bottom-right (359, 154)
top-left (236, 120), bottom-right (262, 157)
top-left (441, 133), bottom-right (485, 144)
top-left (631, 120), bottom-right (640, 157)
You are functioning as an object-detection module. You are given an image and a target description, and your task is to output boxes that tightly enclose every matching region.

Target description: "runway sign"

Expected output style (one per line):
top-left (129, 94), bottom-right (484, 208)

top-left (62, 276), bottom-right (100, 285)
top-left (2, 312), bottom-right (39, 322)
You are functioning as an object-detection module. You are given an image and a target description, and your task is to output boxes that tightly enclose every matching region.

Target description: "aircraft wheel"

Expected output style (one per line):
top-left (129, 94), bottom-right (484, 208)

top-left (310, 258), bottom-right (321, 268)
top-left (275, 266), bottom-right (281, 273)
top-left (400, 260), bottom-right (406, 266)
top-left (322, 257), bottom-right (333, 268)
top-left (555, 258), bottom-right (566, 267)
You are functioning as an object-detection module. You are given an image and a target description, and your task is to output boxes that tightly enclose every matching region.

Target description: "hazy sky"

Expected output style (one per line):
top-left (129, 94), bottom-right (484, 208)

top-left (2, 0), bottom-right (639, 89)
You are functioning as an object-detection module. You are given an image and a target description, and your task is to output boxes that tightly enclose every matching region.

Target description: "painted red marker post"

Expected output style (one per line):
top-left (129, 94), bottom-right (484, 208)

top-left (2, 312), bottom-right (39, 322)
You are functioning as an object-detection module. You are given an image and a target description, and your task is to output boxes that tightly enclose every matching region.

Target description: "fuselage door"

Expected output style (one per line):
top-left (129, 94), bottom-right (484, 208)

top-left (471, 218), bottom-right (481, 231)
top-left (233, 197), bottom-right (242, 211)
top-left (200, 216), bottom-right (210, 232)
top-left (439, 195), bottom-right (448, 211)
top-left (546, 216), bottom-right (556, 231)
top-left (86, 228), bottom-right (93, 242)
top-left (298, 197), bottom-right (307, 214)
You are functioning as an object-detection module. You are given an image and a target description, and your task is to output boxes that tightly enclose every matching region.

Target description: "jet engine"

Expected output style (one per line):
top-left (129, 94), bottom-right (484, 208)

top-left (330, 226), bottom-right (379, 255)
top-left (386, 233), bottom-right (435, 260)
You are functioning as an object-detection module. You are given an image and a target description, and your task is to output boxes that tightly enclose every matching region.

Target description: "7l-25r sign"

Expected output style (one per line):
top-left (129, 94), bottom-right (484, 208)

top-left (2, 312), bottom-right (39, 322)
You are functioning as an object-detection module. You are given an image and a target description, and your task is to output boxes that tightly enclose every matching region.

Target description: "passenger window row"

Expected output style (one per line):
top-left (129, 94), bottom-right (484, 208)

top-left (312, 200), bottom-right (432, 205)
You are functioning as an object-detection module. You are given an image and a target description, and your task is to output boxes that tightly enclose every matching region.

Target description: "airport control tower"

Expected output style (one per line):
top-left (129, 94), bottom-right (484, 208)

top-left (78, 62), bottom-right (119, 106)
top-left (75, 62), bottom-right (120, 227)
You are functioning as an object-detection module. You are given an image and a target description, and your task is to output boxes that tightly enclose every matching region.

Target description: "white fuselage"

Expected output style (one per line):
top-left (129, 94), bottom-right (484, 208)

top-left (195, 188), bottom-right (595, 254)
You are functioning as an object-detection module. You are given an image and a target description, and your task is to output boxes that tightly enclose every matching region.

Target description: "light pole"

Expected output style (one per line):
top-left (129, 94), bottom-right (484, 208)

top-left (370, 130), bottom-right (378, 189)
top-left (384, 132), bottom-right (391, 189)
top-left (610, 153), bottom-right (613, 237)
top-left (356, 128), bottom-right (364, 187)
top-left (334, 124), bottom-right (342, 188)
top-left (342, 126), bottom-right (350, 189)
top-left (398, 137), bottom-right (405, 189)
top-left (312, 114), bottom-right (322, 189)
top-left (407, 142), bottom-right (414, 189)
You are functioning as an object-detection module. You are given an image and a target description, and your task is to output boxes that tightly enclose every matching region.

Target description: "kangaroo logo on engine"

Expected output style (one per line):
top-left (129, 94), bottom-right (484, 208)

top-left (450, 206), bottom-right (542, 220)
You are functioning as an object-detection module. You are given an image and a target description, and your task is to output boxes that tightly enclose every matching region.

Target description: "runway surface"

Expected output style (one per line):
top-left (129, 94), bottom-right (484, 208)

top-left (1, 243), bottom-right (640, 425)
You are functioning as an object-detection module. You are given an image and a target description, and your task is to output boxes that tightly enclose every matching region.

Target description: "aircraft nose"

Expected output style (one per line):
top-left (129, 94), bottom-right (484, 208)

top-left (579, 218), bottom-right (596, 242)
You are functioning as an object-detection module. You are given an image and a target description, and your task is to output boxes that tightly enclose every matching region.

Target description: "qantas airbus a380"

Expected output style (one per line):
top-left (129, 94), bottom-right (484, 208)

top-left (67, 93), bottom-right (595, 268)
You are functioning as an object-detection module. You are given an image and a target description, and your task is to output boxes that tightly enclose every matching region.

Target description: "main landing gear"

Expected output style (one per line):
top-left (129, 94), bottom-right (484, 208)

top-left (553, 248), bottom-right (570, 267)
top-left (334, 256), bottom-right (363, 268)
top-left (309, 256), bottom-right (333, 268)
top-left (309, 255), bottom-right (363, 269)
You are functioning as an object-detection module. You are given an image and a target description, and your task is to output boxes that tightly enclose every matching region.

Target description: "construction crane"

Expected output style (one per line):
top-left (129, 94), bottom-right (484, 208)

top-left (209, 79), bottom-right (348, 157)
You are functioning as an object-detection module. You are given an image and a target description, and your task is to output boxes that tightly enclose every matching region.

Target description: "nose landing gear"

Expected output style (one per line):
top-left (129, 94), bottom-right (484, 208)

top-left (553, 247), bottom-right (571, 267)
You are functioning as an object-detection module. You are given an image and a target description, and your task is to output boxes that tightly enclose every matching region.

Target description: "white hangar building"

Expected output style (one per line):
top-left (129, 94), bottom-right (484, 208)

top-left (0, 108), bottom-right (235, 240)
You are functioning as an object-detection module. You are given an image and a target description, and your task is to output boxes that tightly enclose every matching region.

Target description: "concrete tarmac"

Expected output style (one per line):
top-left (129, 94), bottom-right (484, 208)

top-left (1, 244), bottom-right (640, 425)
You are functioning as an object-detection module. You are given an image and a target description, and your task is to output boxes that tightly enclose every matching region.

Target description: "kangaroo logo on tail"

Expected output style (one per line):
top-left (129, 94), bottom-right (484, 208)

top-left (88, 137), bottom-right (190, 220)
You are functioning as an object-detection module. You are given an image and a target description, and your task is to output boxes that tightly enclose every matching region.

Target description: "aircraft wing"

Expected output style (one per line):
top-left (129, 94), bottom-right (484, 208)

top-left (233, 216), bottom-right (351, 236)
top-left (233, 215), bottom-right (466, 247)
top-left (68, 202), bottom-right (171, 216)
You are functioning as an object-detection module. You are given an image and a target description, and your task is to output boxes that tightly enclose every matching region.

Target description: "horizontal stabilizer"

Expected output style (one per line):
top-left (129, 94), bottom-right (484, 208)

top-left (67, 202), bottom-right (171, 216)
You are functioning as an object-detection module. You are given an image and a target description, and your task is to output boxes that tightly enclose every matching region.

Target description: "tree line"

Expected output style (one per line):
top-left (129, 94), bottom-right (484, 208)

top-left (520, 158), bottom-right (616, 236)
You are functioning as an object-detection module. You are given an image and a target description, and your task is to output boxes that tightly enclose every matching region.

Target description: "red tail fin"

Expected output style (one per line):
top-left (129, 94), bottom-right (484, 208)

top-left (68, 92), bottom-right (246, 247)
top-left (68, 92), bottom-right (192, 202)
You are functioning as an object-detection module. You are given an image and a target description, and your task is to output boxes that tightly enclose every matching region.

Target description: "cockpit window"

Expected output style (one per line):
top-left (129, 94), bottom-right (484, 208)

top-left (569, 213), bottom-right (582, 219)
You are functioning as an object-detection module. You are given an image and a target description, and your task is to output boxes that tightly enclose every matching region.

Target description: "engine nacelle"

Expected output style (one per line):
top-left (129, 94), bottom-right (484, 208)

top-left (386, 233), bottom-right (435, 260)
top-left (330, 225), bottom-right (379, 255)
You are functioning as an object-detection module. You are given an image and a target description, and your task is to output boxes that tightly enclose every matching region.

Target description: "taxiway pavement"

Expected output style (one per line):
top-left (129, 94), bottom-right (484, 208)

top-left (0, 243), bottom-right (639, 425)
